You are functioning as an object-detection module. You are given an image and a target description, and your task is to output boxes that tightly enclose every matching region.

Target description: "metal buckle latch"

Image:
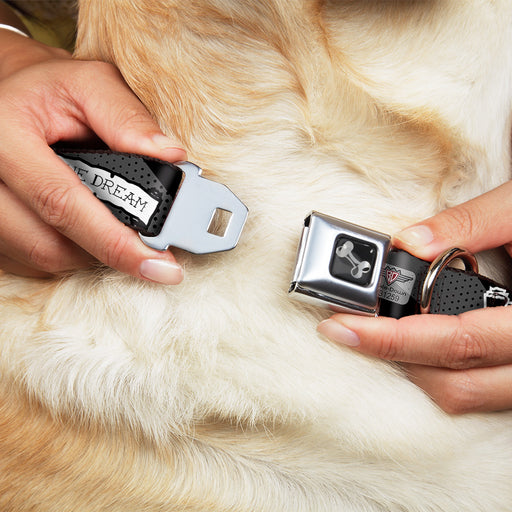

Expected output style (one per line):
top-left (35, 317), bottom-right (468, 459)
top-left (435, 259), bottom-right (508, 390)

top-left (140, 162), bottom-right (248, 254)
top-left (289, 212), bottom-right (391, 316)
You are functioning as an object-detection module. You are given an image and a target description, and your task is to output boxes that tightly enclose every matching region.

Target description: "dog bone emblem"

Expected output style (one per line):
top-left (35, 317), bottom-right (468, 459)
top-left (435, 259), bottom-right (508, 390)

top-left (336, 240), bottom-right (372, 279)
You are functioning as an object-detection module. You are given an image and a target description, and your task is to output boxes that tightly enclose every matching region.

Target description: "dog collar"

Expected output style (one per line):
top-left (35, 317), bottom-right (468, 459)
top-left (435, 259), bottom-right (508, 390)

top-left (56, 148), bottom-right (248, 254)
top-left (289, 211), bottom-right (512, 318)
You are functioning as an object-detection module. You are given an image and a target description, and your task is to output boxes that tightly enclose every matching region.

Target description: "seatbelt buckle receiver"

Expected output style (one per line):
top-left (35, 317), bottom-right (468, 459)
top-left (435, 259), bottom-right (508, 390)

top-left (288, 211), bottom-right (510, 318)
top-left (289, 211), bottom-right (391, 316)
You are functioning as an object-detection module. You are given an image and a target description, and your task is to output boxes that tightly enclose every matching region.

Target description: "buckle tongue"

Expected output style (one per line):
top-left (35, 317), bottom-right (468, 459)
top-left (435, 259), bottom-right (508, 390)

top-left (140, 161), bottom-right (248, 254)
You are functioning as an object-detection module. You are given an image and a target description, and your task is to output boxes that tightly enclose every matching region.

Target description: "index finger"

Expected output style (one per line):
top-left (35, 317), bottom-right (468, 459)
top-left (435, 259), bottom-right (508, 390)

top-left (317, 307), bottom-right (512, 370)
top-left (62, 60), bottom-right (186, 161)
top-left (393, 180), bottom-right (512, 261)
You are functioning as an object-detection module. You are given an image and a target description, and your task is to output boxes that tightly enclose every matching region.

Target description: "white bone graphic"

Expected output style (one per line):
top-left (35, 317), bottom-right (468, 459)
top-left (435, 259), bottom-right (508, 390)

top-left (336, 240), bottom-right (371, 279)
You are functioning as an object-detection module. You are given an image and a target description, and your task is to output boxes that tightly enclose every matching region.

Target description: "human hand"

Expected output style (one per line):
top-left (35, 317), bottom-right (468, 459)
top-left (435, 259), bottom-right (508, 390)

top-left (0, 30), bottom-right (186, 283)
top-left (318, 181), bottom-right (512, 414)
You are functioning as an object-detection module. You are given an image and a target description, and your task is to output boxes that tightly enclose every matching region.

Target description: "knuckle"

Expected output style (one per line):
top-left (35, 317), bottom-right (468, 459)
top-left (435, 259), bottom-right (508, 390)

top-left (34, 182), bottom-right (79, 231)
top-left (101, 231), bottom-right (131, 270)
top-left (442, 317), bottom-right (487, 369)
top-left (77, 60), bottom-right (119, 80)
top-left (374, 328), bottom-right (404, 361)
top-left (442, 203), bottom-right (477, 241)
top-left (436, 371), bottom-right (482, 414)
top-left (66, 61), bottom-right (123, 103)
top-left (116, 98), bottom-right (153, 126)
top-left (28, 239), bottom-right (64, 274)
top-left (375, 337), bottom-right (398, 360)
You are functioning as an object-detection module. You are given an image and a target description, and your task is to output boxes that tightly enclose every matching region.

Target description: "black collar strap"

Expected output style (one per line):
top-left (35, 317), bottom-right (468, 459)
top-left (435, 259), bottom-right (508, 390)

top-left (289, 211), bottom-right (511, 318)
top-left (55, 148), bottom-right (248, 254)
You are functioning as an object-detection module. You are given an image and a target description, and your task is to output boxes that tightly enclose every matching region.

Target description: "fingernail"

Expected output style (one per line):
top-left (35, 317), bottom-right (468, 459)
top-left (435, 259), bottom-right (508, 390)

top-left (151, 134), bottom-right (186, 158)
top-left (394, 225), bottom-right (434, 248)
top-left (317, 319), bottom-right (360, 347)
top-left (139, 259), bottom-right (184, 285)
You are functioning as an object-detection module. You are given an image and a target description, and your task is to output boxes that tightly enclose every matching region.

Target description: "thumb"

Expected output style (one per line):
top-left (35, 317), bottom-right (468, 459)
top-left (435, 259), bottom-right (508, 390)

top-left (392, 181), bottom-right (512, 260)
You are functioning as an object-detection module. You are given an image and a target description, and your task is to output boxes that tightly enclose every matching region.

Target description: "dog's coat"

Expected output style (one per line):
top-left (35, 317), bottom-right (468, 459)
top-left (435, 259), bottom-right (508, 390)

top-left (1, 1), bottom-right (512, 510)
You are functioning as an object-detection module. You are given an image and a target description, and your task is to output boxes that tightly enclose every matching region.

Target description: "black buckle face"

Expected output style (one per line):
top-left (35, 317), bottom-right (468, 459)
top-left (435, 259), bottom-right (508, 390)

top-left (330, 235), bottom-right (378, 286)
top-left (289, 212), bottom-right (391, 316)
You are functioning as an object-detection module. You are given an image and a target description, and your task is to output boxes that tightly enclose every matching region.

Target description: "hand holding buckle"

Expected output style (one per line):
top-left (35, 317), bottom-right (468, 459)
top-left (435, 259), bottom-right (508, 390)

top-left (289, 212), bottom-right (510, 318)
top-left (57, 149), bottom-right (248, 255)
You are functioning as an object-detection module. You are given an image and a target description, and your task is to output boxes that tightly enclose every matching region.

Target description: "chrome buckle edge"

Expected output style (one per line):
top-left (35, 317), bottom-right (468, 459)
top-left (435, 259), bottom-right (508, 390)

top-left (289, 212), bottom-right (391, 316)
top-left (140, 162), bottom-right (248, 254)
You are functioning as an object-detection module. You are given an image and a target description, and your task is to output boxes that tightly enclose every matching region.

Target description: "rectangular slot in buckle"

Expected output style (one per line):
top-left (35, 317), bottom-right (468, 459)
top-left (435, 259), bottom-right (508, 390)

top-left (140, 162), bottom-right (248, 254)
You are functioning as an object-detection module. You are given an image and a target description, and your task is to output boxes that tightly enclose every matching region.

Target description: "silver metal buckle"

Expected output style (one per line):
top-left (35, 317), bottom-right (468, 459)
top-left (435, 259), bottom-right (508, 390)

top-left (140, 162), bottom-right (248, 254)
top-left (289, 212), bottom-right (391, 316)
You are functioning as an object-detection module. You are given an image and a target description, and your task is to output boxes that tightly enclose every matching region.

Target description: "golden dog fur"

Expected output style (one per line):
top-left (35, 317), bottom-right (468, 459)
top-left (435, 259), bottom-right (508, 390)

top-left (1, 1), bottom-right (512, 510)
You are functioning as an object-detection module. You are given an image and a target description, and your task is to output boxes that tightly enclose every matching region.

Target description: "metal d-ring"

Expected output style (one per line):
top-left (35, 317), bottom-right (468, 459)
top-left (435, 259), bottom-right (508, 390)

top-left (419, 247), bottom-right (479, 314)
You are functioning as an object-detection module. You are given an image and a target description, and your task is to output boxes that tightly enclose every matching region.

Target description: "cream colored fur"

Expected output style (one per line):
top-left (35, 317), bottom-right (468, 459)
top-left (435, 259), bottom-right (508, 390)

top-left (1, 1), bottom-right (512, 510)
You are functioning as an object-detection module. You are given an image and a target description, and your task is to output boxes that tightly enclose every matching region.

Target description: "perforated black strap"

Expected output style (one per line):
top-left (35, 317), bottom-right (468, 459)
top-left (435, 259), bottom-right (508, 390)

top-left (378, 249), bottom-right (512, 319)
top-left (55, 148), bottom-right (183, 237)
